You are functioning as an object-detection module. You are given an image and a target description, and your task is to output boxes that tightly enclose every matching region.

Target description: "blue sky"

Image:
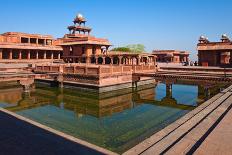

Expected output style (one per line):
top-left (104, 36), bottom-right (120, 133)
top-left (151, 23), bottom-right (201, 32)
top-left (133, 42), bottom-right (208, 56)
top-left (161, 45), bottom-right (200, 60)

top-left (1, 0), bottom-right (231, 60)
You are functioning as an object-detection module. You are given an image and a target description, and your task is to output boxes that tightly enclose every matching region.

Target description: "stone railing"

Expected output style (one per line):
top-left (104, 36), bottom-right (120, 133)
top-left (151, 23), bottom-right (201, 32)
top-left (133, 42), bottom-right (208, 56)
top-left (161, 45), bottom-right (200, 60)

top-left (34, 64), bottom-right (156, 76)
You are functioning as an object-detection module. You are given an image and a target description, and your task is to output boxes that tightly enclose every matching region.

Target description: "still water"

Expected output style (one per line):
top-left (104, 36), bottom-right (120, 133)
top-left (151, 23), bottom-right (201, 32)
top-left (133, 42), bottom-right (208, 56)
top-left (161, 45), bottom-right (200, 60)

top-left (0, 81), bottom-right (228, 153)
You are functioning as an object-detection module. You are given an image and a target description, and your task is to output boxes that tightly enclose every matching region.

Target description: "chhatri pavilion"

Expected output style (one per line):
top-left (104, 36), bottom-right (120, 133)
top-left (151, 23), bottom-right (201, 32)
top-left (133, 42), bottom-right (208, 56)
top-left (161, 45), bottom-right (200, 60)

top-left (58, 14), bottom-right (156, 66)
top-left (197, 34), bottom-right (232, 67)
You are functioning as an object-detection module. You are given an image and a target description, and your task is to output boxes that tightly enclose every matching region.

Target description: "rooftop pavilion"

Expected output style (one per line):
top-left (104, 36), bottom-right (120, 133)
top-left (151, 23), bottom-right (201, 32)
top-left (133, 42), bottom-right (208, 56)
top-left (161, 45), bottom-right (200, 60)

top-left (197, 34), bottom-right (232, 67)
top-left (58, 14), bottom-right (156, 66)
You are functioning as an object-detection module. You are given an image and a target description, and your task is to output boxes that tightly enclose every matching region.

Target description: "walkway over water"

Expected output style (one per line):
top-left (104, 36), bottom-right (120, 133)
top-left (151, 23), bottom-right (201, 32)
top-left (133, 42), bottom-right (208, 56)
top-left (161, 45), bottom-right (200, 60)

top-left (134, 70), bottom-right (232, 82)
top-left (124, 85), bottom-right (232, 155)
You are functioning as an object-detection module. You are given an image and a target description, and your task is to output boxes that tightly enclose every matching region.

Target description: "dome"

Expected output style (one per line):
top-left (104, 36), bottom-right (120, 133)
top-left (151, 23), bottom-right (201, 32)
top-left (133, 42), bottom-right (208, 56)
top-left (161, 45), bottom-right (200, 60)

top-left (77, 13), bottom-right (84, 20)
top-left (199, 35), bottom-right (206, 40)
top-left (222, 34), bottom-right (227, 38)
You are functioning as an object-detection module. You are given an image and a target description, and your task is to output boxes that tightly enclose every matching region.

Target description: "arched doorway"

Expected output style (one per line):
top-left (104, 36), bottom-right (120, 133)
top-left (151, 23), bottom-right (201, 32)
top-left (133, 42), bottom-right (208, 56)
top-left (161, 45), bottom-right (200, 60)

top-left (105, 57), bottom-right (111, 64)
top-left (113, 57), bottom-right (119, 65)
top-left (98, 57), bottom-right (103, 64)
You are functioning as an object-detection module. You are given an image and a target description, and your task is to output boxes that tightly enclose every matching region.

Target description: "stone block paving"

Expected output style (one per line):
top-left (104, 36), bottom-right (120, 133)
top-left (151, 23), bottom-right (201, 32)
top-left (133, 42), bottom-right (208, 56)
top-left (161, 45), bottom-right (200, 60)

top-left (0, 111), bottom-right (105, 155)
top-left (124, 85), bottom-right (232, 155)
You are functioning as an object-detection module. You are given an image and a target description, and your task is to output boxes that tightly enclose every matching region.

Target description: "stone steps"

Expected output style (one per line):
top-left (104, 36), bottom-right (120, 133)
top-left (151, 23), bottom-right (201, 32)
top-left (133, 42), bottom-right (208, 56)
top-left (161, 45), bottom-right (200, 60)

top-left (123, 85), bottom-right (232, 155)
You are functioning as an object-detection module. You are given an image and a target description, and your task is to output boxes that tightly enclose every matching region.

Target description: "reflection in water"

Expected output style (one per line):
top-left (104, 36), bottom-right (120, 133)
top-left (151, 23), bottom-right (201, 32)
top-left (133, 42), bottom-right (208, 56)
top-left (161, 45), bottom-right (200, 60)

top-left (0, 81), bottom-right (228, 153)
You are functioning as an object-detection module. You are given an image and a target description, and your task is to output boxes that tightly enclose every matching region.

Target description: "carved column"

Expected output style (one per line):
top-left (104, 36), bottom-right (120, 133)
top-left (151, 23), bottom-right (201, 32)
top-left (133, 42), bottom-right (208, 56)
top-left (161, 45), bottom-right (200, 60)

top-left (27, 50), bottom-right (30, 59)
top-left (0, 49), bottom-right (2, 59)
top-left (95, 56), bottom-right (98, 64)
top-left (19, 50), bottom-right (22, 59)
top-left (58, 52), bottom-right (61, 59)
top-left (103, 57), bottom-right (106, 64)
top-left (44, 51), bottom-right (47, 59)
top-left (86, 57), bottom-right (91, 64)
top-left (119, 56), bottom-right (122, 65)
top-left (36, 51), bottom-right (39, 59)
top-left (51, 51), bottom-right (54, 59)
top-left (9, 49), bottom-right (13, 59)
top-left (137, 56), bottom-right (141, 65)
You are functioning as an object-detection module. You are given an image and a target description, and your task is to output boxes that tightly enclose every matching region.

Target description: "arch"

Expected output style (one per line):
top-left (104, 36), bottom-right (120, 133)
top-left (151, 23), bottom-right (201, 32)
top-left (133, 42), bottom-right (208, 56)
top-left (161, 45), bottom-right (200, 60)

top-left (113, 57), bottom-right (120, 65)
top-left (143, 57), bottom-right (148, 64)
top-left (105, 57), bottom-right (111, 64)
top-left (131, 56), bottom-right (138, 65)
top-left (98, 57), bottom-right (103, 64)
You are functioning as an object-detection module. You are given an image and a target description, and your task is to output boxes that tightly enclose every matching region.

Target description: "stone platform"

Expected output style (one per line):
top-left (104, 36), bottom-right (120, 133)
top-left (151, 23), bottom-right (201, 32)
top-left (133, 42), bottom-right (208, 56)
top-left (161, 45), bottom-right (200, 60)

top-left (124, 85), bottom-right (232, 155)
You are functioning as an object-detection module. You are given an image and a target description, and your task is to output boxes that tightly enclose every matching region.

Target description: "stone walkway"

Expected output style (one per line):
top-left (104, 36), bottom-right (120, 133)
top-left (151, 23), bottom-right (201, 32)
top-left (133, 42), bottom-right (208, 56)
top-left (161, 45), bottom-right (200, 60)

top-left (124, 85), bottom-right (232, 155)
top-left (194, 107), bottom-right (232, 155)
top-left (0, 111), bottom-right (105, 155)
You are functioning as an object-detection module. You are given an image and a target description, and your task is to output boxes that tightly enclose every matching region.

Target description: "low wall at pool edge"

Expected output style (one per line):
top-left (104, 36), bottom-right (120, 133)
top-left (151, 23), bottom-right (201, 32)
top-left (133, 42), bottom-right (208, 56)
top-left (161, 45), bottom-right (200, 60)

top-left (34, 64), bottom-right (157, 91)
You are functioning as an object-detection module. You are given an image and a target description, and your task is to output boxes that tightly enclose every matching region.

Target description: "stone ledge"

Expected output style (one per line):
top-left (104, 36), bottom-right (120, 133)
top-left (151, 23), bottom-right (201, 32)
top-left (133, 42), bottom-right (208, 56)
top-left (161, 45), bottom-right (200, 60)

top-left (124, 85), bottom-right (232, 155)
top-left (0, 107), bottom-right (118, 155)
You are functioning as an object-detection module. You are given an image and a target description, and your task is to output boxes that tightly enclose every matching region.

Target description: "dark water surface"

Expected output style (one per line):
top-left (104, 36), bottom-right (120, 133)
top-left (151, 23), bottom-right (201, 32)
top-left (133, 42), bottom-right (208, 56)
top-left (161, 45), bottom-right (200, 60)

top-left (0, 81), bottom-right (229, 153)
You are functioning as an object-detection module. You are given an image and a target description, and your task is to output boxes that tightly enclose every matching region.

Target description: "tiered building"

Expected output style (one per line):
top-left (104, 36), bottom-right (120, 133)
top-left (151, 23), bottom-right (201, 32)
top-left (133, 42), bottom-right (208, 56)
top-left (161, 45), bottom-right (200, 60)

top-left (59, 14), bottom-right (156, 66)
top-left (197, 34), bottom-right (232, 67)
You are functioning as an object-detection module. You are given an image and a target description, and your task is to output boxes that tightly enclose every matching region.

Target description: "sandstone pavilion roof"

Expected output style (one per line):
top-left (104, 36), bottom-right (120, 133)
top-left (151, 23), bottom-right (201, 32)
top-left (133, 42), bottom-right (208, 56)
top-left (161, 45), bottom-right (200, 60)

top-left (59, 14), bottom-right (111, 46)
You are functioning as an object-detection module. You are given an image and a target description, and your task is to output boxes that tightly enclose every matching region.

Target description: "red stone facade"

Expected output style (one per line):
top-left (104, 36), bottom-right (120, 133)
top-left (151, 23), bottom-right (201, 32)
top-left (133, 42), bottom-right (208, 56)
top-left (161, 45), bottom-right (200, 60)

top-left (0, 32), bottom-right (63, 62)
top-left (197, 34), bottom-right (232, 67)
top-left (152, 50), bottom-right (189, 63)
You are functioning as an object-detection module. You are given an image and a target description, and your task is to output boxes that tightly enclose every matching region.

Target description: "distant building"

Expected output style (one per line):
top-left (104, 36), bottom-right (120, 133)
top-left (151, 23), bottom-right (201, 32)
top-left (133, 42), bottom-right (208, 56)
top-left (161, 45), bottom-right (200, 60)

top-left (0, 32), bottom-right (63, 63)
top-left (152, 50), bottom-right (189, 63)
top-left (197, 34), bottom-right (232, 67)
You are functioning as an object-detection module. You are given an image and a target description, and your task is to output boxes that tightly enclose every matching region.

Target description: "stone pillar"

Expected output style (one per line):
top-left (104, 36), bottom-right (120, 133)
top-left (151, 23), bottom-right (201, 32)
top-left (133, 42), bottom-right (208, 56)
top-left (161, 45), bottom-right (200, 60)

top-left (86, 57), bottom-right (91, 64)
top-left (110, 57), bottom-right (113, 64)
top-left (9, 49), bottom-right (13, 59)
top-left (0, 49), bottom-right (2, 59)
top-left (137, 57), bottom-right (141, 65)
top-left (166, 83), bottom-right (172, 98)
top-left (36, 51), bottom-right (39, 59)
top-left (51, 51), bottom-right (54, 59)
top-left (58, 52), bottom-right (61, 59)
top-left (19, 50), bottom-right (22, 59)
top-left (27, 50), bottom-right (30, 59)
top-left (44, 51), bottom-right (47, 59)
top-left (119, 56), bottom-right (122, 65)
top-left (103, 57), bottom-right (106, 64)
top-left (95, 57), bottom-right (98, 64)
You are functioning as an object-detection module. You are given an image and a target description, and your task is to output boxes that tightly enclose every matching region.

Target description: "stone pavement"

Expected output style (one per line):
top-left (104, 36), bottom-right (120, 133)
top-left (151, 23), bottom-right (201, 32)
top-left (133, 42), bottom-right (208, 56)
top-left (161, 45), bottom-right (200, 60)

top-left (0, 111), bottom-right (105, 155)
top-left (194, 107), bottom-right (232, 155)
top-left (124, 85), bottom-right (232, 155)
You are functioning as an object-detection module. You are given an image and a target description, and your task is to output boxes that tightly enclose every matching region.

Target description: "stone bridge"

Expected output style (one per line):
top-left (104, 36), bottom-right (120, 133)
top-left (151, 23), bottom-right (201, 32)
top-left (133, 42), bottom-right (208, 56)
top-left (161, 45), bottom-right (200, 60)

top-left (133, 70), bottom-right (232, 83)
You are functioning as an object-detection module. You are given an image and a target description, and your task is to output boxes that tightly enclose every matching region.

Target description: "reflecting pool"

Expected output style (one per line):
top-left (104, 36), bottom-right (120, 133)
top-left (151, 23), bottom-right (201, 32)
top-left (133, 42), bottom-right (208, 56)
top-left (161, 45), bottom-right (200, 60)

top-left (0, 81), bottom-right (229, 153)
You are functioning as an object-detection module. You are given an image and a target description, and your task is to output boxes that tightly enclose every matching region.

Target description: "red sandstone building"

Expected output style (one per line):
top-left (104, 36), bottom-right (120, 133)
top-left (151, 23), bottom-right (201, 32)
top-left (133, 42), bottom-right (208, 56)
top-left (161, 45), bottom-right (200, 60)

top-left (197, 34), bottom-right (232, 67)
top-left (152, 50), bottom-right (189, 63)
top-left (0, 32), bottom-right (63, 63)
top-left (59, 14), bottom-right (155, 66)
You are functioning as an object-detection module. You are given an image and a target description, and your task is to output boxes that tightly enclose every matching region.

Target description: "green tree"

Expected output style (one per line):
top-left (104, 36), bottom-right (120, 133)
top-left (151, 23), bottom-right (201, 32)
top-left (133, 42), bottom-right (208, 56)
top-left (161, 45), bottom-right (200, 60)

top-left (126, 44), bottom-right (145, 53)
top-left (111, 44), bottom-right (146, 53)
